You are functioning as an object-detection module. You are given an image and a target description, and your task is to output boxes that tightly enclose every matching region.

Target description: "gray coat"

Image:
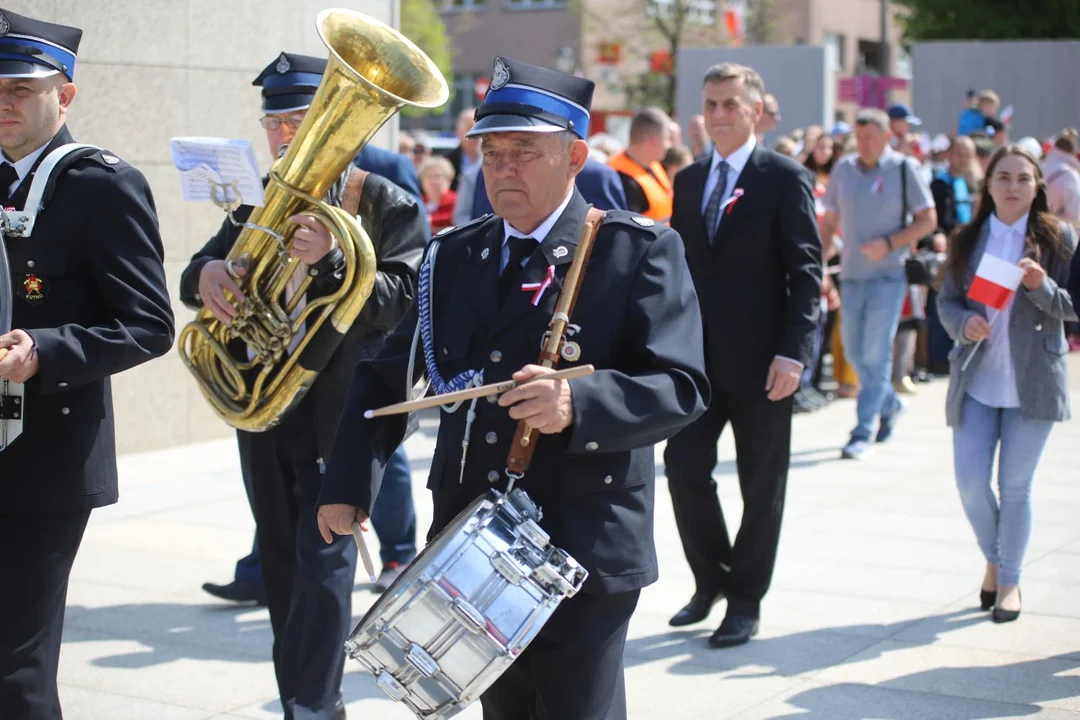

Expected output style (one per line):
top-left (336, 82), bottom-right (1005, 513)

top-left (937, 219), bottom-right (1078, 427)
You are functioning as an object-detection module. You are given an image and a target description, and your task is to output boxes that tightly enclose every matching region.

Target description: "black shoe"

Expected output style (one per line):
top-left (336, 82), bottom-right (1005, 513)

top-left (201, 580), bottom-right (268, 605)
top-left (333, 700), bottom-right (346, 720)
top-left (668, 589), bottom-right (724, 627)
top-left (992, 590), bottom-right (1021, 623)
top-left (980, 589), bottom-right (996, 611)
top-left (708, 614), bottom-right (760, 648)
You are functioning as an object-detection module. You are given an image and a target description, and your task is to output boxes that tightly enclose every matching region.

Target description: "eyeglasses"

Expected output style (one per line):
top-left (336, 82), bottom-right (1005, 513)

top-left (259, 114), bottom-right (307, 131)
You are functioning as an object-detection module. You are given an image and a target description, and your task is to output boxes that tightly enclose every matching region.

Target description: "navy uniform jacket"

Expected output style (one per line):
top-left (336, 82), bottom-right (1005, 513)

top-left (179, 171), bottom-right (426, 459)
top-left (471, 157), bottom-right (628, 219)
top-left (320, 189), bottom-right (709, 594)
top-left (2, 126), bottom-right (175, 513)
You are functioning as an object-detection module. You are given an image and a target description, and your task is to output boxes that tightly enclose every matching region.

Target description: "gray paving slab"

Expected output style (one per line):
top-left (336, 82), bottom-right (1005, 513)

top-left (56, 358), bottom-right (1080, 718)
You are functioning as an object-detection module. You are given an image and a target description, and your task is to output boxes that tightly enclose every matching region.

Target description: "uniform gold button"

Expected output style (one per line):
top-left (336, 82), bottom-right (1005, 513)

top-left (486, 432), bottom-right (498, 444)
top-left (487, 470), bottom-right (500, 483)
top-left (603, 475), bottom-right (613, 484)
top-left (585, 441), bottom-right (598, 451)
top-left (26, 260), bottom-right (34, 268)
top-left (1035, 324), bottom-right (1043, 331)
top-left (57, 382), bottom-right (67, 388)
top-left (490, 350), bottom-right (502, 363)
top-left (61, 407), bottom-right (70, 415)
top-left (442, 347), bottom-right (449, 356)
top-left (487, 394), bottom-right (499, 404)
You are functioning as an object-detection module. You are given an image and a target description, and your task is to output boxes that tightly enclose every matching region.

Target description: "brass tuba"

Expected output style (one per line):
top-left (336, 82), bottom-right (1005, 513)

top-left (178, 9), bottom-right (449, 432)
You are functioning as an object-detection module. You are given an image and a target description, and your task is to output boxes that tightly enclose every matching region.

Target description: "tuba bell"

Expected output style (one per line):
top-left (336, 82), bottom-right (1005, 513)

top-left (178, 9), bottom-right (449, 432)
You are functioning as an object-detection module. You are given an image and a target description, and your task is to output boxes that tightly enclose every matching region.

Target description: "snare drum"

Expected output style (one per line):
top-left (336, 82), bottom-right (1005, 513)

top-left (345, 487), bottom-right (588, 718)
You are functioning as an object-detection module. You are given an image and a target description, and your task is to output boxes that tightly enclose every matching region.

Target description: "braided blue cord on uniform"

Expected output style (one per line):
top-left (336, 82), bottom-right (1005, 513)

top-left (417, 239), bottom-right (484, 398)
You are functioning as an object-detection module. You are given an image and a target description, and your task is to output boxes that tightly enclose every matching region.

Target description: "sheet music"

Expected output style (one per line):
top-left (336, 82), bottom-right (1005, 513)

top-left (170, 137), bottom-right (265, 207)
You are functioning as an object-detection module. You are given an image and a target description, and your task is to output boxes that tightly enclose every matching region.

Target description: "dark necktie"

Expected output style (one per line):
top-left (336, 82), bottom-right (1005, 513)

top-left (499, 236), bottom-right (538, 306)
top-left (0, 163), bottom-right (18, 207)
top-left (703, 159), bottom-right (730, 244)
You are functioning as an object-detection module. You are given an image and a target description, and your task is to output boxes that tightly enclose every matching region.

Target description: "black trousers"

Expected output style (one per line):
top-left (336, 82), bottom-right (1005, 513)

top-left (237, 395), bottom-right (357, 720)
top-left (664, 391), bottom-right (793, 618)
top-left (480, 589), bottom-right (639, 720)
top-left (0, 510), bottom-right (90, 720)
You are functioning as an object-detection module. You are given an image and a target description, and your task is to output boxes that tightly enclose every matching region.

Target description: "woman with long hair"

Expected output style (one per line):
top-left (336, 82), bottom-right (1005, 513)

top-left (938, 145), bottom-right (1077, 623)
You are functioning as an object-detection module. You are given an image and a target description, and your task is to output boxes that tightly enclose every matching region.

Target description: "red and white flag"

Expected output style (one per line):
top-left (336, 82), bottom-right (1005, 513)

top-left (968, 254), bottom-right (1024, 310)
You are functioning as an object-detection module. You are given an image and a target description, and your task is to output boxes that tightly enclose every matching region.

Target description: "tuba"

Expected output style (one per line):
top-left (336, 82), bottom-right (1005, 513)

top-left (178, 9), bottom-right (449, 433)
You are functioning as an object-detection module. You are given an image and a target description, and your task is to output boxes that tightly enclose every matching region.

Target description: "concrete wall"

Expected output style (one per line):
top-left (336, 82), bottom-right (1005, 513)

top-left (912, 40), bottom-right (1080, 140)
top-left (677, 45), bottom-right (832, 143)
top-left (11, 0), bottom-right (401, 453)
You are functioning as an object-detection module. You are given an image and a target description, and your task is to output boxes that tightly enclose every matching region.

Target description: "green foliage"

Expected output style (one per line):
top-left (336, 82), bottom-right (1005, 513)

top-left (895, 0), bottom-right (1080, 42)
top-left (400, 0), bottom-right (454, 116)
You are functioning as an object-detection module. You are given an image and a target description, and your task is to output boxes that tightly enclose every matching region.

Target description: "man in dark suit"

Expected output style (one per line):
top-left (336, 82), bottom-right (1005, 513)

top-left (317, 55), bottom-right (708, 720)
top-left (471, 154), bottom-right (628, 217)
top-left (446, 106), bottom-right (480, 193)
top-left (0, 11), bottom-right (175, 718)
top-left (179, 51), bottom-right (426, 720)
top-left (665, 62), bottom-right (822, 648)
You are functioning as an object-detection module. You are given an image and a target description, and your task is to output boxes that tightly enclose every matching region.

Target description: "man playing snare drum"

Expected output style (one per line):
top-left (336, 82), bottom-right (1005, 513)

top-left (318, 56), bottom-right (709, 719)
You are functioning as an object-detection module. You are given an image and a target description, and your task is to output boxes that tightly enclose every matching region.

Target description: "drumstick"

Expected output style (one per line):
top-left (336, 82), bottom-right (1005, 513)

top-left (0, 348), bottom-right (7, 362)
top-left (363, 364), bottom-right (595, 418)
top-left (352, 520), bottom-right (377, 583)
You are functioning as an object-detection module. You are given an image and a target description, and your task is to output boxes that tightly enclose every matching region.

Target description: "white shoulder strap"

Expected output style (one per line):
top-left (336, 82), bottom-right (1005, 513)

top-left (1, 143), bottom-right (101, 238)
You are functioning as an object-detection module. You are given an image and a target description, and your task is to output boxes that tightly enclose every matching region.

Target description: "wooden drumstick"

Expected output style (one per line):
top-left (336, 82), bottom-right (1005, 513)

top-left (352, 520), bottom-right (377, 583)
top-left (0, 348), bottom-right (7, 362)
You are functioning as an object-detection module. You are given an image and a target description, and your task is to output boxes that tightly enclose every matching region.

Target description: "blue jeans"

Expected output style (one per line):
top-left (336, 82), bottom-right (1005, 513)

top-left (953, 395), bottom-right (1053, 586)
top-left (235, 445), bottom-right (417, 581)
top-left (370, 445), bottom-right (418, 566)
top-left (839, 278), bottom-right (908, 441)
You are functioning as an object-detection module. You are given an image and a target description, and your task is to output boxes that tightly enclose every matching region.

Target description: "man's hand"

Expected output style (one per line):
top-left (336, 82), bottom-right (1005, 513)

top-left (765, 357), bottom-right (802, 401)
top-left (289, 214), bottom-right (336, 265)
top-left (498, 364), bottom-right (574, 434)
top-left (198, 259), bottom-right (246, 323)
top-left (0, 329), bottom-right (39, 383)
top-left (317, 503), bottom-right (369, 544)
top-left (1018, 258), bottom-right (1046, 292)
top-left (859, 237), bottom-right (891, 262)
top-left (963, 314), bottom-right (991, 342)
top-left (931, 232), bottom-right (947, 253)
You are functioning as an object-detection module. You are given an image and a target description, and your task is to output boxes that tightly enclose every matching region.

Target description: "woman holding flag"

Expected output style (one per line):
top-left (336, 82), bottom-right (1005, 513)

top-left (938, 145), bottom-right (1077, 623)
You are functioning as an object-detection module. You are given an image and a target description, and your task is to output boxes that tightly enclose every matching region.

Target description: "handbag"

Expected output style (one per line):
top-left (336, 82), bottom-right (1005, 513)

top-left (899, 160), bottom-right (940, 285)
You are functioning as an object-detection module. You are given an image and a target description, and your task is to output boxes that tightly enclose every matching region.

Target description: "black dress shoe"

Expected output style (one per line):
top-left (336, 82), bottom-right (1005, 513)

top-left (980, 589), bottom-right (996, 611)
top-left (992, 590), bottom-right (1021, 623)
top-left (201, 579), bottom-right (268, 605)
top-left (333, 700), bottom-right (346, 720)
top-left (668, 590), bottom-right (724, 627)
top-left (708, 614), bottom-right (760, 648)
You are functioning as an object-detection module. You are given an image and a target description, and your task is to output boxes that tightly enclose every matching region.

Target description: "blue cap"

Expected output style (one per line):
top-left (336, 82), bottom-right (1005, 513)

top-left (467, 56), bottom-right (594, 140)
top-left (830, 121), bottom-right (852, 136)
top-left (0, 9), bottom-right (81, 80)
top-left (887, 103), bottom-right (921, 126)
top-left (252, 52), bottom-right (327, 113)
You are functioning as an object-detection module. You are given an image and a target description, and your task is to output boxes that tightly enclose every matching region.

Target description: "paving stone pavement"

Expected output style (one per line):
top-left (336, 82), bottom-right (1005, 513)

top-left (59, 360), bottom-right (1080, 719)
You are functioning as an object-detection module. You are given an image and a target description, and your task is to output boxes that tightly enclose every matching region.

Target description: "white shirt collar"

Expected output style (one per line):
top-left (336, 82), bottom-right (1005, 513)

top-left (709, 135), bottom-right (757, 176)
top-left (503, 189), bottom-right (574, 246)
top-left (4, 141), bottom-right (51, 189)
top-left (990, 211), bottom-right (1029, 240)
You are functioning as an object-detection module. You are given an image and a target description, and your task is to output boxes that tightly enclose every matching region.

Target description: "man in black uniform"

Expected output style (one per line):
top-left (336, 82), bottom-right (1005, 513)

top-left (317, 56), bottom-right (709, 720)
top-left (179, 51), bottom-right (426, 720)
top-left (0, 10), bottom-right (175, 719)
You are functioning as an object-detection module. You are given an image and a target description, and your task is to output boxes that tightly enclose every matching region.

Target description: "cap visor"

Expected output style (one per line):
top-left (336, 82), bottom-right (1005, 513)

top-left (908, 116), bottom-right (923, 126)
top-left (262, 94), bottom-right (315, 113)
top-left (466, 114), bottom-right (566, 138)
top-left (0, 60), bottom-right (61, 79)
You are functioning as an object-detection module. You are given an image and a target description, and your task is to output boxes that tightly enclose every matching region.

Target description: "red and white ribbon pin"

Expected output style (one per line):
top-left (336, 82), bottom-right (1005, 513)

top-left (721, 187), bottom-right (744, 215)
top-left (521, 264), bottom-right (556, 306)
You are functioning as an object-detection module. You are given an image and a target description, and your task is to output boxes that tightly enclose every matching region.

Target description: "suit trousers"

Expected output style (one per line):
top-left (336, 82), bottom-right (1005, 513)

top-left (0, 509), bottom-right (90, 720)
top-left (664, 391), bottom-right (793, 617)
top-left (237, 394), bottom-right (357, 720)
top-left (480, 589), bottom-right (640, 720)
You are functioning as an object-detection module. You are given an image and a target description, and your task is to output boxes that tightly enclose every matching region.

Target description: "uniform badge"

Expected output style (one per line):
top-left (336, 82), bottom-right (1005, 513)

top-left (21, 274), bottom-right (46, 305)
top-left (434, 226), bottom-right (453, 237)
top-left (101, 154), bottom-right (120, 165)
top-left (491, 57), bottom-right (510, 91)
top-left (553, 246), bottom-right (568, 259)
top-left (632, 216), bottom-right (654, 227)
top-left (276, 54), bottom-right (291, 74)
top-left (480, 247), bottom-right (490, 261)
top-left (0, 12), bottom-right (10, 37)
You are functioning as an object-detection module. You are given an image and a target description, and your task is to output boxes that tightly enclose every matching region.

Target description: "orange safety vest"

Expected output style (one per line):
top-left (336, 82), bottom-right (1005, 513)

top-left (608, 151), bottom-right (673, 221)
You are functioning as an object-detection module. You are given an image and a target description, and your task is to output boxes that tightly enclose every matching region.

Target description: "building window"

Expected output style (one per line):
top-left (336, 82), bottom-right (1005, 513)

top-left (439, 0), bottom-right (486, 11)
top-left (824, 32), bottom-right (846, 72)
top-left (504, 0), bottom-right (568, 9)
top-left (646, 0), bottom-right (716, 26)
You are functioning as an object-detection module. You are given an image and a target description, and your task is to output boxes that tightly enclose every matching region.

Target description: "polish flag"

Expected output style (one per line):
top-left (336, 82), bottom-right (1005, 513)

top-left (968, 254), bottom-right (1025, 310)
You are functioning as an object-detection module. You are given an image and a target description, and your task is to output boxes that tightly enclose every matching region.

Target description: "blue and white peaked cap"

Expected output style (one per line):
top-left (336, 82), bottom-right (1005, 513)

top-left (0, 9), bottom-right (82, 80)
top-left (252, 52), bottom-right (327, 113)
top-left (467, 56), bottom-right (594, 140)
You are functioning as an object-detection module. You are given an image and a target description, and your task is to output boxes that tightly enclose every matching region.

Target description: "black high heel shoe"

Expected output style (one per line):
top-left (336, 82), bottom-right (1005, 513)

top-left (992, 589), bottom-right (1021, 623)
top-left (980, 589), bottom-right (996, 611)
